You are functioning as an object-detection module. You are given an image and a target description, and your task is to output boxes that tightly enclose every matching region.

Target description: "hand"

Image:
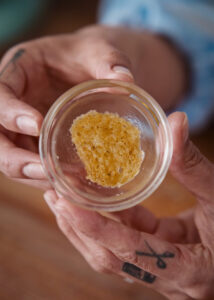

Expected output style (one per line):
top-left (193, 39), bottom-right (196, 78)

top-left (44, 112), bottom-right (214, 300)
top-left (0, 25), bottom-right (186, 189)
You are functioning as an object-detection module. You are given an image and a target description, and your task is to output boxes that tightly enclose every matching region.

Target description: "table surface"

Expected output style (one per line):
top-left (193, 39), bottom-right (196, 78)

top-left (0, 1), bottom-right (213, 299)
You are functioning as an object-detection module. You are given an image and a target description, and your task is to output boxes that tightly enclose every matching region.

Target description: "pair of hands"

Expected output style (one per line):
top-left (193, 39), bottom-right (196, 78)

top-left (0, 25), bottom-right (213, 300)
top-left (0, 25), bottom-right (186, 189)
top-left (44, 112), bottom-right (214, 300)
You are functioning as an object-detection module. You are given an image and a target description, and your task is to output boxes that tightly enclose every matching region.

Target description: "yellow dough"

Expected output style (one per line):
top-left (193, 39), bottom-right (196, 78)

top-left (70, 110), bottom-right (143, 187)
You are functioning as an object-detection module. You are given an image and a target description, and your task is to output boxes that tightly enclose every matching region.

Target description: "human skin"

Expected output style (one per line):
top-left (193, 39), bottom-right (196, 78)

top-left (0, 25), bottom-right (187, 189)
top-left (44, 112), bottom-right (214, 300)
top-left (1, 25), bottom-right (213, 299)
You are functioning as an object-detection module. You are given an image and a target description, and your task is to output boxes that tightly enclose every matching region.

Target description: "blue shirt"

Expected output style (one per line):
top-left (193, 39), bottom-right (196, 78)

top-left (99, 0), bottom-right (214, 132)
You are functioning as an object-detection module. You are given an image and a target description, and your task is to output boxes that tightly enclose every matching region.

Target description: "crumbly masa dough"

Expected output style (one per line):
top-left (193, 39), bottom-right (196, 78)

top-left (70, 110), bottom-right (143, 187)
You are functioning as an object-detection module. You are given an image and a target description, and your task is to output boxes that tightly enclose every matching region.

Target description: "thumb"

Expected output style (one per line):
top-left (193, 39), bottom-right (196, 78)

top-left (168, 112), bottom-right (214, 202)
top-left (85, 43), bottom-right (134, 82)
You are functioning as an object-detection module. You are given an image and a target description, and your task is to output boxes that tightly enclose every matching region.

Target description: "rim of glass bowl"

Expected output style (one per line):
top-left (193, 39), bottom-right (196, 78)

top-left (39, 79), bottom-right (173, 211)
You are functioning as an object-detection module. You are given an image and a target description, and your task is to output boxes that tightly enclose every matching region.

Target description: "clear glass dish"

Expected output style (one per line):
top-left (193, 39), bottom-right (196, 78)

top-left (39, 79), bottom-right (173, 211)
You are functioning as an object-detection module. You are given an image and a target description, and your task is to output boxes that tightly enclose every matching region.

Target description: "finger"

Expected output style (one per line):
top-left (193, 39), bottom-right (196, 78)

top-left (0, 133), bottom-right (45, 179)
top-left (57, 217), bottom-right (90, 256)
top-left (44, 190), bottom-right (166, 288)
top-left (44, 191), bottom-right (88, 252)
top-left (168, 112), bottom-right (214, 202)
top-left (58, 213), bottom-right (159, 284)
top-left (111, 206), bottom-right (192, 244)
top-left (0, 47), bottom-right (43, 136)
top-left (86, 42), bottom-right (134, 82)
top-left (45, 193), bottom-right (198, 298)
top-left (74, 225), bottom-right (163, 286)
top-left (56, 34), bottom-right (134, 83)
top-left (57, 215), bottom-right (105, 273)
top-left (44, 190), bottom-right (121, 274)
top-left (110, 205), bottom-right (158, 233)
top-left (54, 197), bottom-right (187, 281)
top-left (0, 84), bottom-right (43, 136)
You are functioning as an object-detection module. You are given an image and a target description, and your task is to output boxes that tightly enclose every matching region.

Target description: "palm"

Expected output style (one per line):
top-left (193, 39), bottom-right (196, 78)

top-left (0, 61), bottom-right (69, 152)
top-left (17, 52), bottom-right (73, 116)
top-left (0, 35), bottom-right (94, 152)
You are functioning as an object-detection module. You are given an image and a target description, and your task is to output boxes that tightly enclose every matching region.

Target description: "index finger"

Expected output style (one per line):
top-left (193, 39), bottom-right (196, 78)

top-left (54, 196), bottom-right (188, 281)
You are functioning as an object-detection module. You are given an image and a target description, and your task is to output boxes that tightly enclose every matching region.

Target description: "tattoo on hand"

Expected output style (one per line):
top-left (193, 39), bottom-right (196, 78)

top-left (122, 262), bottom-right (156, 283)
top-left (0, 48), bottom-right (25, 77)
top-left (136, 240), bottom-right (175, 269)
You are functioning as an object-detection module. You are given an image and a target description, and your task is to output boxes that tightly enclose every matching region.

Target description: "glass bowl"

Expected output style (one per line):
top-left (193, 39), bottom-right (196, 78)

top-left (39, 79), bottom-right (172, 211)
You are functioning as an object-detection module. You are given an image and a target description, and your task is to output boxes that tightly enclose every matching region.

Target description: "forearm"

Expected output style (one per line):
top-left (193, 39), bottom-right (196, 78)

top-left (79, 25), bottom-right (189, 111)
top-left (133, 32), bottom-right (189, 111)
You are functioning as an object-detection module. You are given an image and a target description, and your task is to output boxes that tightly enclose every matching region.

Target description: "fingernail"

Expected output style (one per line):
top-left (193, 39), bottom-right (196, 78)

top-left (44, 192), bottom-right (58, 216)
top-left (23, 163), bottom-right (45, 179)
top-left (16, 116), bottom-right (39, 136)
top-left (182, 113), bottom-right (189, 143)
top-left (112, 66), bottom-right (134, 79)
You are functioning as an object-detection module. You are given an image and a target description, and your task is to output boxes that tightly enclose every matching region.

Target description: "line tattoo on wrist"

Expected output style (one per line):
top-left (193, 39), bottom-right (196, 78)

top-left (122, 262), bottom-right (156, 283)
top-left (0, 48), bottom-right (25, 77)
top-left (136, 240), bottom-right (175, 269)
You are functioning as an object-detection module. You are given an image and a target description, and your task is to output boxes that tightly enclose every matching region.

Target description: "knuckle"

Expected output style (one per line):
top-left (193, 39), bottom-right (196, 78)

top-left (57, 216), bottom-right (69, 232)
top-left (0, 115), bottom-right (14, 130)
top-left (182, 141), bottom-right (204, 172)
top-left (122, 251), bottom-right (139, 266)
top-left (1, 159), bottom-right (11, 177)
top-left (1, 152), bottom-right (15, 177)
top-left (121, 251), bottom-right (153, 274)
top-left (105, 49), bottom-right (131, 67)
top-left (91, 263), bottom-right (110, 274)
top-left (90, 254), bottom-right (114, 274)
top-left (75, 220), bottom-right (97, 238)
top-left (76, 215), bottom-right (107, 240)
top-left (97, 254), bottom-right (115, 272)
top-left (106, 49), bottom-right (120, 61)
top-left (121, 232), bottom-right (142, 265)
top-left (86, 246), bottom-right (117, 275)
top-left (0, 148), bottom-right (22, 178)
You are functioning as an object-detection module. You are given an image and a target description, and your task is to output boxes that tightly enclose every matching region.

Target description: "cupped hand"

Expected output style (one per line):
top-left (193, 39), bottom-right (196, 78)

top-left (0, 26), bottom-right (134, 188)
top-left (0, 25), bottom-right (186, 189)
top-left (44, 112), bottom-right (214, 300)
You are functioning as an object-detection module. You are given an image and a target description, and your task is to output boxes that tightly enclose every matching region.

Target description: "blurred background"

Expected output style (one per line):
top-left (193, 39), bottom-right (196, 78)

top-left (0, 1), bottom-right (213, 300)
